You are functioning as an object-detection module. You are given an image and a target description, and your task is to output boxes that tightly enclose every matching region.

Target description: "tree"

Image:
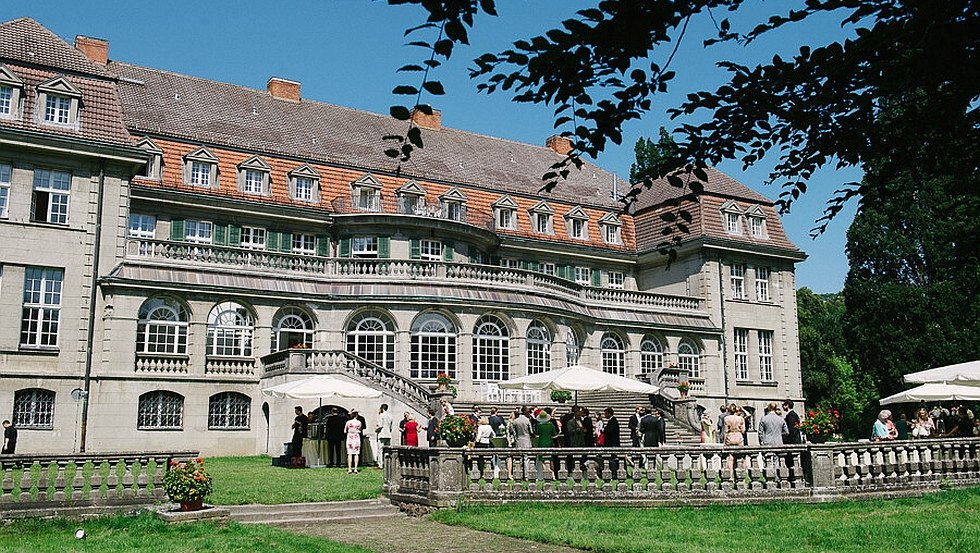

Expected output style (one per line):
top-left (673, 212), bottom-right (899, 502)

top-left (385, 1), bottom-right (977, 237)
top-left (628, 127), bottom-right (679, 184)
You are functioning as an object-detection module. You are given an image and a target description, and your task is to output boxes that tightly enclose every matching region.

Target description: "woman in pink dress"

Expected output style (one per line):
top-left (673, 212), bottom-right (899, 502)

top-left (403, 414), bottom-right (421, 447)
top-left (344, 412), bottom-right (362, 474)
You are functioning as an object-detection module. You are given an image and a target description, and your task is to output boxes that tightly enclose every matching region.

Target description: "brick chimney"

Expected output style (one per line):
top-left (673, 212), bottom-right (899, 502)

top-left (411, 107), bottom-right (441, 130)
top-left (74, 35), bottom-right (108, 65)
top-left (267, 77), bottom-right (301, 102)
top-left (545, 135), bottom-right (573, 155)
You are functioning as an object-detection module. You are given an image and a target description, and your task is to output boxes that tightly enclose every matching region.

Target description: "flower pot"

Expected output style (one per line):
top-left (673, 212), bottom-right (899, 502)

top-left (179, 498), bottom-right (204, 512)
top-left (679, 391), bottom-right (689, 399)
top-left (445, 436), bottom-right (469, 447)
top-left (808, 434), bottom-right (828, 444)
top-left (437, 383), bottom-right (448, 391)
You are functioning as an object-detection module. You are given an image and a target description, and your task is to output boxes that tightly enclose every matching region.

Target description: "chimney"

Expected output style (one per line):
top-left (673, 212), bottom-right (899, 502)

top-left (411, 106), bottom-right (441, 130)
top-left (545, 135), bottom-right (573, 156)
top-left (74, 35), bottom-right (108, 65)
top-left (267, 77), bottom-right (301, 102)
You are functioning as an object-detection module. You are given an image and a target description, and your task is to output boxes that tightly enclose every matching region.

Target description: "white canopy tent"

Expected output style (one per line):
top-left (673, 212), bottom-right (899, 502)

top-left (499, 365), bottom-right (659, 403)
top-left (261, 375), bottom-right (383, 400)
top-left (880, 382), bottom-right (980, 405)
top-left (903, 360), bottom-right (980, 384)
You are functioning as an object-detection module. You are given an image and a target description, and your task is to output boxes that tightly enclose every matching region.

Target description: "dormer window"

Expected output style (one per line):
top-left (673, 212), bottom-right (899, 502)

top-left (135, 137), bottom-right (163, 180)
top-left (439, 187), bottom-right (468, 222)
top-left (0, 64), bottom-right (24, 120)
top-left (36, 76), bottom-right (81, 128)
top-left (351, 173), bottom-right (382, 212)
top-left (290, 165), bottom-right (321, 203)
top-left (745, 206), bottom-right (768, 238)
top-left (182, 147), bottom-right (219, 188)
top-left (565, 207), bottom-right (590, 240)
top-left (396, 180), bottom-right (427, 215)
top-left (599, 213), bottom-right (623, 245)
top-left (492, 196), bottom-right (519, 230)
top-left (720, 200), bottom-right (743, 235)
top-left (529, 201), bottom-right (554, 235)
top-left (237, 156), bottom-right (271, 196)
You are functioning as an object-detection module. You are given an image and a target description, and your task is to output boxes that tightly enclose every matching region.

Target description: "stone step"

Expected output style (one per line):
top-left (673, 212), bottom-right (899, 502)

top-left (226, 499), bottom-right (401, 526)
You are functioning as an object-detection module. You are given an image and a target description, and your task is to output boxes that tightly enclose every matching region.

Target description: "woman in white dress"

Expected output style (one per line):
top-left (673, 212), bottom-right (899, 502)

top-left (344, 413), bottom-right (362, 474)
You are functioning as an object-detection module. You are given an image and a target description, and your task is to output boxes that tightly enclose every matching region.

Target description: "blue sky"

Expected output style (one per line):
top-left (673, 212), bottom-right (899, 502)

top-left (4, 1), bottom-right (860, 293)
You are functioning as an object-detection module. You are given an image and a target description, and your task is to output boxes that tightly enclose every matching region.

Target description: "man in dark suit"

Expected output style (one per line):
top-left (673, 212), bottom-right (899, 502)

top-left (656, 409), bottom-right (668, 446)
top-left (628, 406), bottom-right (643, 447)
top-left (325, 407), bottom-right (346, 466)
top-left (639, 408), bottom-right (658, 447)
top-left (290, 406), bottom-right (309, 461)
top-left (601, 407), bottom-right (621, 476)
top-left (782, 399), bottom-right (802, 469)
top-left (2, 420), bottom-right (17, 454)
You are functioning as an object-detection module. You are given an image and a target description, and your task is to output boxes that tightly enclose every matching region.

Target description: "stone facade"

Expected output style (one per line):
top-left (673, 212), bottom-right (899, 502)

top-left (0, 18), bottom-right (806, 456)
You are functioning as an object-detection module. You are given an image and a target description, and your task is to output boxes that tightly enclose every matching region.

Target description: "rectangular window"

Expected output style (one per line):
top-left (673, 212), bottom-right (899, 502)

top-left (603, 224), bottom-right (622, 244)
top-left (240, 226), bottom-right (266, 250)
top-left (243, 170), bottom-right (264, 195)
top-left (0, 86), bottom-right (11, 115)
top-left (731, 263), bottom-right (746, 299)
top-left (734, 328), bottom-right (749, 380)
top-left (44, 95), bottom-right (71, 124)
top-left (128, 214), bottom-right (156, 239)
top-left (496, 209), bottom-right (514, 230)
top-left (534, 213), bottom-right (552, 234)
top-left (499, 258), bottom-right (521, 269)
top-left (294, 177), bottom-right (314, 202)
top-left (759, 330), bottom-right (774, 381)
top-left (444, 202), bottom-right (464, 222)
top-left (608, 271), bottom-right (625, 289)
top-left (569, 218), bottom-right (586, 239)
top-left (356, 188), bottom-right (379, 211)
top-left (20, 267), bottom-right (63, 347)
top-left (190, 161), bottom-right (211, 187)
top-left (0, 162), bottom-right (10, 218)
top-left (31, 169), bottom-right (71, 224)
top-left (755, 266), bottom-right (771, 302)
top-left (292, 233), bottom-right (316, 255)
top-left (352, 236), bottom-right (378, 258)
top-left (541, 262), bottom-right (556, 276)
top-left (575, 267), bottom-right (591, 285)
top-left (419, 239), bottom-right (442, 261)
top-left (726, 212), bottom-right (741, 234)
top-left (750, 216), bottom-right (765, 237)
top-left (184, 219), bottom-right (213, 243)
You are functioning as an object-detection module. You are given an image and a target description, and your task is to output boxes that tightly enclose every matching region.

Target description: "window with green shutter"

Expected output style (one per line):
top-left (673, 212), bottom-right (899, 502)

top-left (169, 219), bottom-right (185, 241)
top-left (559, 264), bottom-right (573, 281)
top-left (443, 243), bottom-right (454, 262)
top-left (378, 236), bottom-right (391, 258)
top-left (592, 268), bottom-right (603, 287)
top-left (339, 237), bottom-right (351, 257)
top-left (316, 235), bottom-right (330, 256)
top-left (527, 261), bottom-right (541, 273)
top-left (227, 224), bottom-right (241, 246)
top-left (266, 231), bottom-right (280, 252)
top-left (213, 223), bottom-right (227, 245)
top-left (409, 239), bottom-right (421, 260)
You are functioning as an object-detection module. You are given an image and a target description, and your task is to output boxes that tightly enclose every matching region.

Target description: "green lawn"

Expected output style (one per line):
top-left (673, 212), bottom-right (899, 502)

top-left (205, 456), bottom-right (383, 505)
top-left (0, 512), bottom-right (373, 553)
top-left (432, 487), bottom-right (980, 553)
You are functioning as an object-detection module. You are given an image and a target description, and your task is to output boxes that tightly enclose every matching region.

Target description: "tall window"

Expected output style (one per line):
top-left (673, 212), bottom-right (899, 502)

top-left (575, 267), bottom-right (591, 285)
top-left (734, 328), bottom-right (749, 380)
top-left (730, 263), bottom-right (746, 299)
top-left (419, 239), bottom-right (442, 261)
top-left (44, 94), bottom-right (71, 124)
top-left (346, 311), bottom-right (395, 370)
top-left (20, 267), bottom-right (63, 347)
top-left (0, 162), bottom-right (11, 218)
top-left (443, 201), bottom-right (464, 222)
top-left (352, 236), bottom-right (378, 258)
top-left (294, 177), bottom-right (315, 202)
top-left (608, 271), bottom-right (625, 289)
top-left (750, 216), bottom-right (766, 237)
top-left (184, 220), bottom-right (213, 243)
top-left (602, 223), bottom-right (622, 244)
top-left (526, 322), bottom-right (551, 375)
top-left (410, 313), bottom-right (457, 379)
top-left (533, 212), bottom-right (553, 234)
top-left (755, 267), bottom-right (770, 302)
top-left (240, 226), bottom-right (266, 250)
top-left (565, 329), bottom-right (580, 366)
top-left (190, 161), bottom-right (212, 187)
top-left (271, 307), bottom-right (314, 352)
top-left (128, 214), bottom-right (156, 239)
top-left (759, 330), bottom-right (774, 381)
top-left (31, 169), bottom-right (71, 224)
top-left (541, 263), bottom-right (556, 277)
top-left (600, 333), bottom-right (625, 375)
top-left (292, 233), bottom-right (316, 255)
top-left (640, 337), bottom-right (663, 375)
top-left (678, 342), bottom-right (701, 378)
top-left (243, 169), bottom-right (265, 195)
top-left (725, 212), bottom-right (741, 234)
top-left (13, 388), bottom-right (55, 429)
top-left (138, 391), bottom-right (183, 430)
top-left (496, 208), bottom-right (515, 230)
top-left (568, 218), bottom-right (587, 239)
top-left (206, 302), bottom-right (254, 357)
top-left (472, 315), bottom-right (509, 381)
top-left (0, 86), bottom-right (12, 115)
top-left (208, 392), bottom-right (250, 430)
top-left (137, 298), bottom-right (189, 354)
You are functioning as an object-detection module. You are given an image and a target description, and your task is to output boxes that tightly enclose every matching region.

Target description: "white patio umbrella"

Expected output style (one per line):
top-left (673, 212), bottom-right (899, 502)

top-left (879, 382), bottom-right (980, 405)
top-left (903, 360), bottom-right (980, 384)
top-left (499, 365), bottom-right (658, 403)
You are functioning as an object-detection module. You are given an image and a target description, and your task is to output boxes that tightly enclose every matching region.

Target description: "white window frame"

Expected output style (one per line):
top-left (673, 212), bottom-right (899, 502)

top-left (759, 330), bottom-right (774, 382)
top-left (242, 169), bottom-right (265, 195)
top-left (603, 223), bottom-right (622, 244)
top-left (32, 168), bottom-right (71, 224)
top-left (352, 236), bottom-right (379, 258)
top-left (0, 162), bottom-right (10, 218)
top-left (240, 226), bottom-right (266, 250)
top-left (640, 338), bottom-right (663, 375)
top-left (410, 313), bottom-right (457, 379)
top-left (472, 315), bottom-right (510, 382)
top-left (725, 212), bottom-right (741, 234)
top-left (20, 267), bottom-right (63, 348)
top-left (731, 263), bottom-right (746, 299)
top-left (568, 217), bottom-right (587, 240)
top-left (346, 311), bottom-right (396, 370)
top-left (600, 333), bottom-right (626, 376)
top-left (13, 388), bottom-right (55, 429)
top-left (755, 266), bottom-right (771, 302)
top-left (496, 208), bottom-right (516, 230)
top-left (750, 216), bottom-right (765, 237)
top-left (734, 328), bottom-right (749, 381)
top-left (136, 298), bottom-right (189, 355)
top-left (206, 302), bottom-right (254, 358)
top-left (138, 391), bottom-right (183, 430)
top-left (190, 160), bottom-right (212, 187)
top-left (526, 323), bottom-right (552, 375)
top-left (419, 239), bottom-right (443, 261)
top-left (271, 307), bottom-right (315, 352)
top-left (184, 220), bottom-right (213, 244)
top-left (607, 271), bottom-right (625, 289)
top-left (44, 94), bottom-right (71, 125)
top-left (533, 212), bottom-right (553, 234)
top-left (574, 267), bottom-right (591, 285)
top-left (499, 258), bottom-right (521, 269)
top-left (292, 233), bottom-right (316, 256)
top-left (541, 263), bottom-right (556, 276)
top-left (678, 342), bottom-right (701, 379)
top-left (565, 329), bottom-right (581, 367)
top-left (208, 392), bottom-right (251, 430)
top-left (128, 214), bottom-right (156, 239)
top-left (292, 176), bottom-right (313, 202)
top-left (0, 86), bottom-right (12, 117)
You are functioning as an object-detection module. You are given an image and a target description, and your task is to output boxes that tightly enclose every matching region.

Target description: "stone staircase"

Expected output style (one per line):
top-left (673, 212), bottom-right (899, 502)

top-left (225, 499), bottom-right (401, 527)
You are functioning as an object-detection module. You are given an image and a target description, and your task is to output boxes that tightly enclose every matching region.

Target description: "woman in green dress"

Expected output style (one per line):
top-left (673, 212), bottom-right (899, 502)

top-left (534, 411), bottom-right (559, 480)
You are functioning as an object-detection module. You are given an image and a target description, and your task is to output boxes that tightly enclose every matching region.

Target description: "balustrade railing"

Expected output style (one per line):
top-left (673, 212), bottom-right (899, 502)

top-left (331, 196), bottom-right (494, 230)
top-left (0, 451), bottom-right (200, 514)
top-left (205, 357), bottom-right (256, 376)
top-left (384, 438), bottom-right (980, 507)
top-left (135, 354), bottom-right (189, 374)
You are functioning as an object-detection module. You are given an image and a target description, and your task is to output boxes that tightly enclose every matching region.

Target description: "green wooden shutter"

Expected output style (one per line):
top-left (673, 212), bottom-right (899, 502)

top-left (378, 236), bottom-right (391, 259)
top-left (266, 231), bottom-right (280, 252)
top-left (443, 243), bottom-right (454, 262)
top-left (316, 235), bottom-right (330, 256)
top-left (559, 264), bottom-right (573, 280)
top-left (528, 261), bottom-right (540, 273)
top-left (519, 260), bottom-right (528, 270)
top-left (170, 219), bottom-right (185, 241)
top-left (227, 224), bottom-right (241, 246)
top-left (409, 239), bottom-right (421, 260)
top-left (213, 223), bottom-right (227, 245)
top-left (339, 237), bottom-right (351, 257)
top-left (592, 268), bottom-right (603, 287)
top-left (279, 232), bottom-right (294, 253)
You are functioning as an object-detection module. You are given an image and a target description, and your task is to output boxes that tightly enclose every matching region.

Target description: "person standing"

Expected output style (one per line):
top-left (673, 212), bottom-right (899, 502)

top-left (375, 404), bottom-right (393, 468)
top-left (639, 408), bottom-right (658, 447)
top-left (628, 406), bottom-right (642, 447)
top-left (426, 408), bottom-right (439, 446)
top-left (344, 412), bottom-right (363, 474)
top-left (290, 406), bottom-right (309, 461)
top-left (512, 407), bottom-right (534, 449)
top-left (325, 407), bottom-right (346, 467)
top-left (601, 408), bottom-right (621, 476)
top-left (781, 400), bottom-right (802, 444)
top-left (656, 410), bottom-right (668, 446)
top-left (582, 408), bottom-right (595, 447)
top-left (758, 402), bottom-right (788, 446)
top-left (2, 420), bottom-right (17, 454)
top-left (403, 413), bottom-right (421, 447)
top-left (488, 406), bottom-right (505, 436)
top-left (717, 405), bottom-right (728, 444)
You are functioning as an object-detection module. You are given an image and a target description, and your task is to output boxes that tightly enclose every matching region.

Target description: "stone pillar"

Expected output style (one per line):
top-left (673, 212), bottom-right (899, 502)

top-left (428, 448), bottom-right (466, 507)
top-left (805, 444), bottom-right (836, 490)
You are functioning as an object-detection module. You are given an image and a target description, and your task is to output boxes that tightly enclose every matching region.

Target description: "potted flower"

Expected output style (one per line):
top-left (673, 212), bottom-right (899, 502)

top-left (164, 457), bottom-right (213, 511)
top-left (676, 381), bottom-right (690, 398)
top-left (798, 407), bottom-right (840, 443)
top-left (437, 414), bottom-right (476, 447)
top-left (435, 372), bottom-right (452, 391)
top-left (550, 389), bottom-right (573, 403)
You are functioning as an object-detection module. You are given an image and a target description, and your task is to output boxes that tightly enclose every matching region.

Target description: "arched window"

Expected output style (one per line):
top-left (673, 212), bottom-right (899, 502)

top-left (137, 297), bottom-right (189, 354)
top-left (678, 341), bottom-right (701, 378)
top-left (13, 388), bottom-right (55, 429)
top-left (346, 311), bottom-right (396, 370)
top-left (640, 337), bottom-right (664, 375)
top-left (526, 322), bottom-right (551, 375)
top-left (208, 392), bottom-right (251, 430)
top-left (137, 390), bottom-right (184, 430)
top-left (410, 313), bottom-right (457, 379)
top-left (473, 315), bottom-right (509, 381)
top-left (271, 307), bottom-right (314, 352)
top-left (206, 301), bottom-right (254, 357)
top-left (600, 333), bottom-right (625, 375)
top-left (565, 329), bottom-right (581, 367)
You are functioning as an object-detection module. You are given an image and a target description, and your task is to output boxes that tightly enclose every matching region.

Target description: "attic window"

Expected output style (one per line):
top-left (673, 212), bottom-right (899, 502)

top-left (237, 156), bottom-right (271, 196)
top-left (290, 165), bottom-right (321, 203)
top-left (36, 76), bottom-right (82, 129)
top-left (439, 187), bottom-right (468, 223)
top-left (182, 147), bottom-right (219, 188)
top-left (725, 212), bottom-right (741, 234)
top-left (396, 180), bottom-right (426, 215)
top-left (564, 207), bottom-right (590, 240)
top-left (136, 137), bottom-right (163, 180)
top-left (351, 174), bottom-right (382, 212)
top-left (0, 64), bottom-right (24, 120)
top-left (529, 202), bottom-right (555, 235)
top-left (492, 196), bottom-right (519, 231)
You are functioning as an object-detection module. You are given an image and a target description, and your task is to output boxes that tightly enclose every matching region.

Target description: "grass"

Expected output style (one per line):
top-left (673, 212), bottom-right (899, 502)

top-left (205, 456), bottom-right (383, 505)
top-left (0, 512), bottom-right (374, 553)
top-left (431, 486), bottom-right (980, 553)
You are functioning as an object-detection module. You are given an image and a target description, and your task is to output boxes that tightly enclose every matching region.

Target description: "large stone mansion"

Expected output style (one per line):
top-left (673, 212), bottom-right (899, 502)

top-left (0, 18), bottom-right (805, 455)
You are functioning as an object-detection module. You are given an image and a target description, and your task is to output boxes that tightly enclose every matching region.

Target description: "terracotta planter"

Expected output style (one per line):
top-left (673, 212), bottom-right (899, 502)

top-left (179, 498), bottom-right (204, 512)
top-left (808, 434), bottom-right (828, 444)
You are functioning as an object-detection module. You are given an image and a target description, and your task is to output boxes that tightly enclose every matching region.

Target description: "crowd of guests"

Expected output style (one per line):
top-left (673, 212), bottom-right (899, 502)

top-left (872, 405), bottom-right (977, 441)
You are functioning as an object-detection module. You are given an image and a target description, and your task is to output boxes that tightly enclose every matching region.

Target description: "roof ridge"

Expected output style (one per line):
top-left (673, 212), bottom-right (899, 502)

top-left (0, 17), bottom-right (113, 79)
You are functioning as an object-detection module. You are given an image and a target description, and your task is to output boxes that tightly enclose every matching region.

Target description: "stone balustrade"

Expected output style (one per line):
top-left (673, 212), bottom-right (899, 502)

top-left (135, 353), bottom-right (189, 374)
top-left (384, 438), bottom-right (980, 507)
top-left (0, 451), bottom-right (200, 517)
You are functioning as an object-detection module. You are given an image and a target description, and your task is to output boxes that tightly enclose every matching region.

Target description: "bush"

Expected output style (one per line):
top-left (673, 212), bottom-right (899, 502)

top-left (163, 457), bottom-right (213, 502)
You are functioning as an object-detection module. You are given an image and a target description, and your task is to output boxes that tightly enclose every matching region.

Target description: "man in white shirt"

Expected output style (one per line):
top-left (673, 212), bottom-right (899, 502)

top-left (375, 403), bottom-right (393, 468)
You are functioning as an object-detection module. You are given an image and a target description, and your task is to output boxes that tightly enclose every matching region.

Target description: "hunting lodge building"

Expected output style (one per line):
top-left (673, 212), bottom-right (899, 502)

top-left (0, 19), bottom-right (805, 455)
